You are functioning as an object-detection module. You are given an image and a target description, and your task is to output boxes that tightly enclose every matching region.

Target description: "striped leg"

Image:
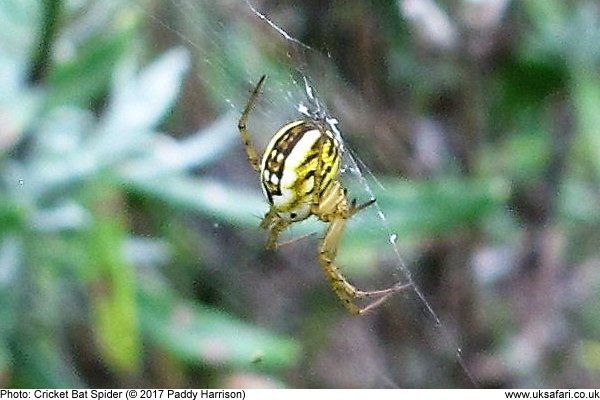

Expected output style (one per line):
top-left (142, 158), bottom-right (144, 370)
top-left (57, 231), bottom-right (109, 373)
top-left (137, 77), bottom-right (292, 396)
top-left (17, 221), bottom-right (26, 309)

top-left (238, 75), bottom-right (266, 172)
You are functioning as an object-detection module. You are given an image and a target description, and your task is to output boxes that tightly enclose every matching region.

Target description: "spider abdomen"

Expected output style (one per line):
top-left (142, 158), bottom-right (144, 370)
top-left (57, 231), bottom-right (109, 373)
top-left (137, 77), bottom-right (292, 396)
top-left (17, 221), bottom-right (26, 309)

top-left (260, 119), bottom-right (341, 221)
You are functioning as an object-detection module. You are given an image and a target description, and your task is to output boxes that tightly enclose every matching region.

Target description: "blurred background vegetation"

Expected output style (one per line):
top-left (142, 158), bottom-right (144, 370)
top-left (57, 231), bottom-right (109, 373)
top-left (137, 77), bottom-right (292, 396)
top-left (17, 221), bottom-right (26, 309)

top-left (2, 0), bottom-right (600, 389)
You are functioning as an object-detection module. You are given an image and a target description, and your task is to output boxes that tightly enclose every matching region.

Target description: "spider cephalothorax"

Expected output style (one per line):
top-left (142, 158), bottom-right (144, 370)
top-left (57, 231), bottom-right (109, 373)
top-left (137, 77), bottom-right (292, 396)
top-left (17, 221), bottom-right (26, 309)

top-left (238, 75), bottom-right (408, 315)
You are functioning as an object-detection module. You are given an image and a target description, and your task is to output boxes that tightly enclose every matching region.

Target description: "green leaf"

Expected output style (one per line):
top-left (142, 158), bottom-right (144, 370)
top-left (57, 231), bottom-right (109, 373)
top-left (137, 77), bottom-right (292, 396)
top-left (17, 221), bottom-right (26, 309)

top-left (352, 177), bottom-right (510, 240)
top-left (0, 199), bottom-right (25, 235)
top-left (117, 112), bottom-right (240, 178)
top-left (138, 282), bottom-right (300, 370)
top-left (122, 175), bottom-right (265, 227)
top-left (100, 47), bottom-right (190, 138)
top-left (84, 183), bottom-right (140, 374)
top-left (14, 48), bottom-right (191, 200)
top-left (494, 57), bottom-right (566, 117)
top-left (570, 63), bottom-right (600, 180)
top-left (47, 29), bottom-right (132, 107)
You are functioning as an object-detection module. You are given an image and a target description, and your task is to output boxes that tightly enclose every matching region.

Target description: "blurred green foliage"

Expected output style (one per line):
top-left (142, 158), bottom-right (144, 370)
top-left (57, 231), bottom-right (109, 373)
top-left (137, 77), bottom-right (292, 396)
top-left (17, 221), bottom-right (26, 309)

top-left (1, 0), bottom-right (600, 389)
top-left (0, 0), bottom-right (298, 388)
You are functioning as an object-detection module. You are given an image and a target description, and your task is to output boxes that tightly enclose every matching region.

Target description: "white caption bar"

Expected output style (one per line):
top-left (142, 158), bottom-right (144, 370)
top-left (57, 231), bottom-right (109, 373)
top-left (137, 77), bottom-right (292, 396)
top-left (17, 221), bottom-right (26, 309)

top-left (1, 389), bottom-right (600, 400)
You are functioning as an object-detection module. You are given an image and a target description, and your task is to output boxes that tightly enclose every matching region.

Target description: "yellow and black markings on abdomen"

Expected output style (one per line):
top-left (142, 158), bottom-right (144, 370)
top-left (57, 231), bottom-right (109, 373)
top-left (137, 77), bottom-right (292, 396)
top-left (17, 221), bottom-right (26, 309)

top-left (260, 119), bottom-right (341, 213)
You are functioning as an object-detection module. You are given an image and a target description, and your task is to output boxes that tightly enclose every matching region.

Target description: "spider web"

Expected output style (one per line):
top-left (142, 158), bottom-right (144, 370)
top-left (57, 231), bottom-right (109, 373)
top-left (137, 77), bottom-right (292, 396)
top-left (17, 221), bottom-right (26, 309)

top-left (135, 0), bottom-right (478, 387)
top-left (297, 60), bottom-right (477, 388)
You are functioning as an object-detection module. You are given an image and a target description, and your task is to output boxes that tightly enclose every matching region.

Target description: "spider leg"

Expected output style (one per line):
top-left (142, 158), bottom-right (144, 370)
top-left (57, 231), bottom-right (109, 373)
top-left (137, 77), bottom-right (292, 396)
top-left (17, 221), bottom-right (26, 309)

top-left (238, 75), bottom-right (267, 172)
top-left (276, 231), bottom-right (318, 248)
top-left (350, 197), bottom-right (376, 215)
top-left (266, 219), bottom-right (290, 250)
top-left (356, 293), bottom-right (394, 314)
top-left (260, 208), bottom-right (290, 250)
top-left (319, 215), bottom-right (411, 315)
top-left (353, 282), bottom-right (413, 299)
top-left (259, 207), bottom-right (279, 230)
top-left (353, 282), bottom-right (414, 314)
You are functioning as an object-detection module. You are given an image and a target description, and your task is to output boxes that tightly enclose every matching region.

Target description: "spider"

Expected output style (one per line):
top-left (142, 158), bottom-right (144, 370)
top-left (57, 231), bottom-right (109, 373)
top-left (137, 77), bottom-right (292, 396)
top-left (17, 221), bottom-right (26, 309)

top-left (238, 75), bottom-right (410, 315)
